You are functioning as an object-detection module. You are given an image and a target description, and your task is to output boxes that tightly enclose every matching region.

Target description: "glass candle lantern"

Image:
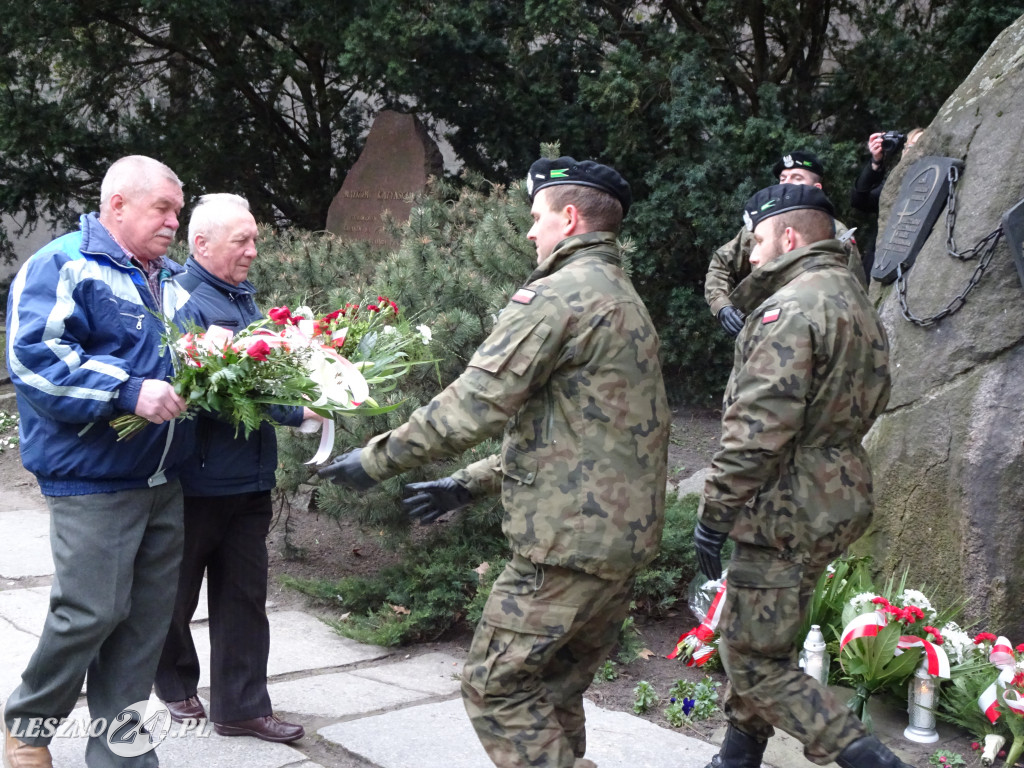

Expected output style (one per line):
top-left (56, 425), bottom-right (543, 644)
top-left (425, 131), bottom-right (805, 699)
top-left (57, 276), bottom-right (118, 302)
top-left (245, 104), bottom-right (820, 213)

top-left (904, 659), bottom-right (939, 743)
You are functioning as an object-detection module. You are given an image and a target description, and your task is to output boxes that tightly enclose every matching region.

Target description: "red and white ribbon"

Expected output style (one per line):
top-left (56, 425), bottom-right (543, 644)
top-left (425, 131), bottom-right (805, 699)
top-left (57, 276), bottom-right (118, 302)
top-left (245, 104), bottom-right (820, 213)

top-left (979, 636), bottom-right (1024, 723)
top-left (668, 580), bottom-right (727, 666)
top-left (840, 611), bottom-right (884, 649)
top-left (896, 635), bottom-right (950, 678)
top-left (839, 611), bottom-right (950, 678)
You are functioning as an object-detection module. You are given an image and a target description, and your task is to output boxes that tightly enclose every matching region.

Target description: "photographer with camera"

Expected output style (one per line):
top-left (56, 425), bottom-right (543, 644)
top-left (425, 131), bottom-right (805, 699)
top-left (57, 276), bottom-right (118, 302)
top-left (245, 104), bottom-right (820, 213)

top-left (705, 150), bottom-right (866, 337)
top-left (851, 128), bottom-right (925, 277)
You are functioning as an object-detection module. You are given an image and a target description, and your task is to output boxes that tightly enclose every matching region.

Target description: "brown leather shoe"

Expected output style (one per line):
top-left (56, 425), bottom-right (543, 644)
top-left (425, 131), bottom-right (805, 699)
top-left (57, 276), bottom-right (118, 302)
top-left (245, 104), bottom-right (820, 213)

top-left (161, 695), bottom-right (207, 723)
top-left (213, 714), bottom-right (304, 743)
top-left (3, 728), bottom-right (53, 768)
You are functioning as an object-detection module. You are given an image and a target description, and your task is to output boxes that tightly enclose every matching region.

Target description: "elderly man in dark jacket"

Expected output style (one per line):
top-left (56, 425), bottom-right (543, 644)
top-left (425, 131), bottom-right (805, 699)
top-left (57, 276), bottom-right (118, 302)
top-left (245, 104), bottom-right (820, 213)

top-left (154, 193), bottom-right (318, 743)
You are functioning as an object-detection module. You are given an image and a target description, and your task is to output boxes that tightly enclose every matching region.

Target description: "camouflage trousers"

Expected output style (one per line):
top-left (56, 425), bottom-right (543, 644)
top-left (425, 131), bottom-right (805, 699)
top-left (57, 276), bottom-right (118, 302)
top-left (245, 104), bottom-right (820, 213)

top-left (718, 543), bottom-right (866, 766)
top-left (461, 553), bottom-right (633, 768)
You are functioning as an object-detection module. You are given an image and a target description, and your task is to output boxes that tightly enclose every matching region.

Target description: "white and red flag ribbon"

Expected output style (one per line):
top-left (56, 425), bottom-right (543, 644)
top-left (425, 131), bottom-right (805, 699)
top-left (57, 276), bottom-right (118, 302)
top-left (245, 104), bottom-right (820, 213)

top-left (839, 610), bottom-right (950, 677)
top-left (668, 579), bottom-right (727, 666)
top-left (979, 636), bottom-right (1024, 723)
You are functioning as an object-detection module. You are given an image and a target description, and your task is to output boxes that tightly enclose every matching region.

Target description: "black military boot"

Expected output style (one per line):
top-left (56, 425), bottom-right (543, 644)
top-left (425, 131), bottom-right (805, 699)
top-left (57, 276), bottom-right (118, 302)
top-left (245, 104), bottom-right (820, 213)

top-left (836, 735), bottom-right (914, 768)
top-left (703, 724), bottom-right (768, 768)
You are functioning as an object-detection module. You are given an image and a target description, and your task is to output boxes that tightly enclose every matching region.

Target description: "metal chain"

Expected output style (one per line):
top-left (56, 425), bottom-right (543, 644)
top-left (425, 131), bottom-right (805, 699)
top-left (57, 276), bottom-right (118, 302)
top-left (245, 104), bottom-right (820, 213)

top-left (898, 165), bottom-right (1004, 326)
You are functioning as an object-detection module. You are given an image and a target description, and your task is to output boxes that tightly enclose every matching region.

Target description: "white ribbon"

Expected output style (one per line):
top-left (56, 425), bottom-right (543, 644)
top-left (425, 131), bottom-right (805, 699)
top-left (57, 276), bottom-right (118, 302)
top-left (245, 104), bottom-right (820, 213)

top-left (303, 418), bottom-right (335, 465)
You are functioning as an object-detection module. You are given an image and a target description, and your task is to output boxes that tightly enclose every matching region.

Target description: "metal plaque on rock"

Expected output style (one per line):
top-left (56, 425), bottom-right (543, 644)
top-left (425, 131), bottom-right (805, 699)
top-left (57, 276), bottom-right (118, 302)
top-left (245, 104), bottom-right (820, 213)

top-left (872, 156), bottom-right (964, 284)
top-left (1003, 198), bottom-right (1024, 292)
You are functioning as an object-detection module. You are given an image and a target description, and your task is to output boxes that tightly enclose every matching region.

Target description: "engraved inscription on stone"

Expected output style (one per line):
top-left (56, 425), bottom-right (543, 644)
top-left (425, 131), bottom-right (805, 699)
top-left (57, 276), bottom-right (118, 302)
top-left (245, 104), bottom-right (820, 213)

top-left (872, 156), bottom-right (963, 284)
top-left (325, 111), bottom-right (443, 247)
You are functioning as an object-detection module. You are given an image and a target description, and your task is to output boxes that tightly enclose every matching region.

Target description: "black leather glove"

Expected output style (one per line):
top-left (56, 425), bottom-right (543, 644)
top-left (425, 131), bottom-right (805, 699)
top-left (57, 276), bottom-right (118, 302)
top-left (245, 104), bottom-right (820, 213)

top-left (717, 305), bottom-right (745, 336)
top-left (316, 448), bottom-right (378, 490)
top-left (693, 521), bottom-right (729, 580)
top-left (401, 477), bottom-right (473, 524)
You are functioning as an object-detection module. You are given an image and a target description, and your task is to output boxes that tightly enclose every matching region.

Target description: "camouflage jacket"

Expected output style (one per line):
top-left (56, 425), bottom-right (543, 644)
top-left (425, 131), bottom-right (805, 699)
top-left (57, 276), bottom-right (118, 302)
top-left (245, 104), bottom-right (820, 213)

top-left (699, 239), bottom-right (891, 556)
top-left (704, 222), bottom-right (866, 317)
top-left (361, 231), bottom-right (671, 580)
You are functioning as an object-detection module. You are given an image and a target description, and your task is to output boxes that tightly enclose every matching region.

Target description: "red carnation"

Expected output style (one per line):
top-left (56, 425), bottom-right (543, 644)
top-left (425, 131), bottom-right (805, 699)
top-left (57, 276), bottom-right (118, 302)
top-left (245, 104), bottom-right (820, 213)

top-left (924, 626), bottom-right (944, 644)
top-left (974, 632), bottom-right (998, 644)
top-left (246, 340), bottom-right (271, 361)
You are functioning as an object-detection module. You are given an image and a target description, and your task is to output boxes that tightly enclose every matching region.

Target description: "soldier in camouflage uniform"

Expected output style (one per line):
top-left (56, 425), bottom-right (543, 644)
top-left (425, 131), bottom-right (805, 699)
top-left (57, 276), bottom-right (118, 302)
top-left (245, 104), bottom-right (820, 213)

top-left (319, 156), bottom-right (670, 768)
top-left (692, 185), bottom-right (905, 768)
top-left (705, 150), bottom-right (867, 337)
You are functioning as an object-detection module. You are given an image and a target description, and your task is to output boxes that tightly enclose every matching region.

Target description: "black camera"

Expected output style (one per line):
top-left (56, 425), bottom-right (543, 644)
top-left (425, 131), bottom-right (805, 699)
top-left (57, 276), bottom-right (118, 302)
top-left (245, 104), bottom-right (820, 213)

top-left (881, 130), bottom-right (907, 158)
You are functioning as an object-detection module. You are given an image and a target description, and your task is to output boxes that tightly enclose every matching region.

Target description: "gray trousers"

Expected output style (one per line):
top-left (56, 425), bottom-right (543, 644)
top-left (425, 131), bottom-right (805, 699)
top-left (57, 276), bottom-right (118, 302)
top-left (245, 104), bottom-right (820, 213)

top-left (3, 482), bottom-right (183, 768)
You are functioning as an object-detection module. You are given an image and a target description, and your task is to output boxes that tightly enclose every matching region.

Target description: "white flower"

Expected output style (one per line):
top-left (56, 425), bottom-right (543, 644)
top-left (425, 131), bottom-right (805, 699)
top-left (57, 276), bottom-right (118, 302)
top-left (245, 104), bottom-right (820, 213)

top-left (416, 324), bottom-right (432, 345)
top-left (848, 592), bottom-right (879, 610)
top-left (383, 325), bottom-right (397, 335)
top-left (307, 350), bottom-right (369, 408)
top-left (291, 306), bottom-right (316, 339)
top-left (940, 622), bottom-right (976, 665)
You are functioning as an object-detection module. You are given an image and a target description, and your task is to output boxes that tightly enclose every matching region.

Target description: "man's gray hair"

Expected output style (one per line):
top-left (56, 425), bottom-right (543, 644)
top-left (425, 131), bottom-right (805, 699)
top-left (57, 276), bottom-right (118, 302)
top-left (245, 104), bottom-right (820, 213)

top-left (187, 193), bottom-right (252, 255)
top-left (99, 155), bottom-right (183, 212)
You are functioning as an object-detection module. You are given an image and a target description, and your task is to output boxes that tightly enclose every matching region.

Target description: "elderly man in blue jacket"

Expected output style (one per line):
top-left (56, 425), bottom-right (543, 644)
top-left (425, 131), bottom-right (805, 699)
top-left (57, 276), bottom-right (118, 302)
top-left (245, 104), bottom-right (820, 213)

top-left (153, 193), bottom-right (318, 744)
top-left (3, 155), bottom-right (190, 768)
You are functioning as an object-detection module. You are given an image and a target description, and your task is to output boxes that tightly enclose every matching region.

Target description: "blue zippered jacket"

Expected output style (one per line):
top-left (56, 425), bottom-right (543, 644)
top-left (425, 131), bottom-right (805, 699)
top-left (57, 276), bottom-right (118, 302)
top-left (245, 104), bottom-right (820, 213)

top-left (5, 213), bottom-right (194, 496)
top-left (171, 257), bottom-right (303, 497)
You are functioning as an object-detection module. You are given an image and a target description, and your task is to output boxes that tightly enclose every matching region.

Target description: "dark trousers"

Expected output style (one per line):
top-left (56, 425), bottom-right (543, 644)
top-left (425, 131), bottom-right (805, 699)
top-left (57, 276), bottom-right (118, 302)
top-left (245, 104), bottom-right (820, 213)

top-left (3, 483), bottom-right (184, 768)
top-left (154, 491), bottom-right (273, 723)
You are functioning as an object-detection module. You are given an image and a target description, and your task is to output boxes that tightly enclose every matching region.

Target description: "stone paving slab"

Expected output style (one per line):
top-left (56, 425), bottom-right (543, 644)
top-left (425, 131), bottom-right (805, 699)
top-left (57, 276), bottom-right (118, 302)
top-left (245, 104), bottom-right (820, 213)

top-left (43, 696), bottom-right (323, 768)
top-left (0, 507), bottom-right (53, 578)
top-left (347, 652), bottom-right (464, 696)
top-left (0, 586), bottom-right (52, 696)
top-left (269, 653), bottom-right (462, 718)
top-left (186, 610), bottom-right (389, 688)
top-left (269, 670), bottom-right (439, 719)
top-left (318, 697), bottom-right (721, 768)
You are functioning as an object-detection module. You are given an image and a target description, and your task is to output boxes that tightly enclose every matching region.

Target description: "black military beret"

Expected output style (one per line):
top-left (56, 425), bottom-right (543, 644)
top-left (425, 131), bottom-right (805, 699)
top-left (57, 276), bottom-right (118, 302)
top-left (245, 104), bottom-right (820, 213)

top-left (743, 183), bottom-right (836, 232)
top-left (772, 150), bottom-right (825, 179)
top-left (526, 156), bottom-right (632, 216)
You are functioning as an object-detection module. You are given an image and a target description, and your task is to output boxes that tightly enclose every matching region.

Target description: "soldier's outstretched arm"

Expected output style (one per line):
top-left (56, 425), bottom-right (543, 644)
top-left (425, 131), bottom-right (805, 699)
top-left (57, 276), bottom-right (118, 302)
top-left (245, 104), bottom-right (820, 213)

top-left (358, 298), bottom-right (564, 483)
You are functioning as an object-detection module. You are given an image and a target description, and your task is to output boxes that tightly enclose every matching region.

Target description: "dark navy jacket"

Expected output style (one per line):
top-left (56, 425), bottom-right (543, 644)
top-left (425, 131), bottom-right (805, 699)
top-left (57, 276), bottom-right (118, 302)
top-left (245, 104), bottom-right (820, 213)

top-left (5, 213), bottom-right (193, 495)
top-left (171, 257), bottom-right (303, 497)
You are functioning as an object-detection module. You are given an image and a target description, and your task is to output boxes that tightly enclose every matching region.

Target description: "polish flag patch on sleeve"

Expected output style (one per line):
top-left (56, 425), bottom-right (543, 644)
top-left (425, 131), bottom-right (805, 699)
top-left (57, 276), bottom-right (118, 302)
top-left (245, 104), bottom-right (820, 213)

top-left (762, 308), bottom-right (782, 324)
top-left (511, 288), bottom-right (536, 305)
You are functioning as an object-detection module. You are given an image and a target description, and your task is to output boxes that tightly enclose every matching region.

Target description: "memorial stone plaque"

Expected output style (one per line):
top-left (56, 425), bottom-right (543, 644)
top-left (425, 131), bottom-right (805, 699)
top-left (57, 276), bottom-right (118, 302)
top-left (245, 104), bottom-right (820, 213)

top-left (325, 111), bottom-right (443, 247)
top-left (1002, 197), bottom-right (1024, 292)
top-left (872, 156), bottom-right (963, 284)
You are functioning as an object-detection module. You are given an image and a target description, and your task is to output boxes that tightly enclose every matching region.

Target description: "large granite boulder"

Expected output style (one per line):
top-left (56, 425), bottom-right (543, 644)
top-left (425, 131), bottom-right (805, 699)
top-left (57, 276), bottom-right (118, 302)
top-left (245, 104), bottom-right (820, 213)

top-left (855, 13), bottom-right (1024, 636)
